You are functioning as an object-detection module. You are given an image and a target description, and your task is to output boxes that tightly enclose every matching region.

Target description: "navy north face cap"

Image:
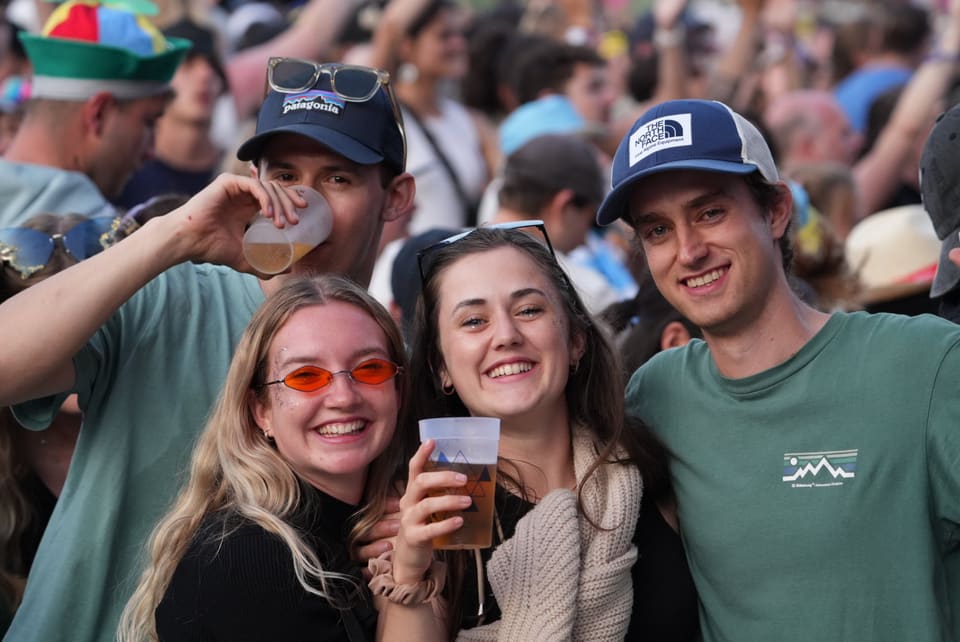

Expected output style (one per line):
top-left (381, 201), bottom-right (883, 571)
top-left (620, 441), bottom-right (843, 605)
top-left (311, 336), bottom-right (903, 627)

top-left (596, 99), bottom-right (778, 226)
top-left (237, 66), bottom-right (405, 174)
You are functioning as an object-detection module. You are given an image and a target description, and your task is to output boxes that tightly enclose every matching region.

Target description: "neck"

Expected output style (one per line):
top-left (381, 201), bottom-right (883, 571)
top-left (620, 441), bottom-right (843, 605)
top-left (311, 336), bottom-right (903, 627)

top-left (396, 77), bottom-right (441, 116)
top-left (497, 404), bottom-right (576, 499)
top-left (153, 116), bottom-right (220, 170)
top-left (4, 119), bottom-right (86, 174)
top-left (490, 208), bottom-right (532, 224)
top-left (704, 285), bottom-right (831, 379)
top-left (304, 469), bottom-right (365, 506)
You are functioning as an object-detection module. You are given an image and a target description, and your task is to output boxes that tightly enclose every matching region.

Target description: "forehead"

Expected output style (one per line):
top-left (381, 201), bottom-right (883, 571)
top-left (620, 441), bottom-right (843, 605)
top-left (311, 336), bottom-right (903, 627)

top-left (258, 133), bottom-right (372, 172)
top-left (269, 301), bottom-right (389, 363)
top-left (436, 245), bottom-right (557, 303)
top-left (628, 170), bottom-right (747, 211)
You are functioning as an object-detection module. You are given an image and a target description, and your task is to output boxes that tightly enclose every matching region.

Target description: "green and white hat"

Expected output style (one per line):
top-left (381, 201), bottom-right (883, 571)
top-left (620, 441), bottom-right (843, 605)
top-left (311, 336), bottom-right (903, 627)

top-left (19, 0), bottom-right (190, 101)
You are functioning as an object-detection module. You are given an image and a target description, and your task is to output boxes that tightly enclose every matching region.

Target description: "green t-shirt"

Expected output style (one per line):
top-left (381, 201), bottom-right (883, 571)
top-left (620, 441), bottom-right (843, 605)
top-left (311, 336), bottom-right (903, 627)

top-left (0, 159), bottom-right (116, 227)
top-left (4, 263), bottom-right (264, 642)
top-left (627, 312), bottom-right (960, 641)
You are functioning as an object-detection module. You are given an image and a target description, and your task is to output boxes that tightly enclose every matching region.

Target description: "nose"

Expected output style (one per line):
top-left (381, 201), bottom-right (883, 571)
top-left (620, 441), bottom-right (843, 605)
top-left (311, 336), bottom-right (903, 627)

top-left (491, 309), bottom-right (523, 349)
top-left (322, 371), bottom-right (363, 407)
top-left (677, 225), bottom-right (708, 266)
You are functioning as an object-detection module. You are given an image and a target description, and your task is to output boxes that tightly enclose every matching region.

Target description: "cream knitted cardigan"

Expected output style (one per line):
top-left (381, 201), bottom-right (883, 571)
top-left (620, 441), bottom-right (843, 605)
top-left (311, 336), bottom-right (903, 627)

top-left (457, 426), bottom-right (642, 642)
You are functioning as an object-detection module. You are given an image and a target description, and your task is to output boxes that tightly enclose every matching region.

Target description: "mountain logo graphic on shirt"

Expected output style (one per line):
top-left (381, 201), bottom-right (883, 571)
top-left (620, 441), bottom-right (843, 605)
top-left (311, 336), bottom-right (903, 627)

top-left (782, 449), bottom-right (857, 488)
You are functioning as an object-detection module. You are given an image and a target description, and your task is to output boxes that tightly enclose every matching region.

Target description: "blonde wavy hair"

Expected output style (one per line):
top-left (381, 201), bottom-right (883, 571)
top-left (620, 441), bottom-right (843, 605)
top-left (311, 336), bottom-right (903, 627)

top-left (118, 274), bottom-right (412, 642)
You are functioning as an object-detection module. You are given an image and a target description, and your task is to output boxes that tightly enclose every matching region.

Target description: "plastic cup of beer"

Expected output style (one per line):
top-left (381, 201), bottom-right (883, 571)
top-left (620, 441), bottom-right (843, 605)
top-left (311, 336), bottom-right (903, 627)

top-left (242, 185), bottom-right (333, 274)
top-left (419, 417), bottom-right (500, 550)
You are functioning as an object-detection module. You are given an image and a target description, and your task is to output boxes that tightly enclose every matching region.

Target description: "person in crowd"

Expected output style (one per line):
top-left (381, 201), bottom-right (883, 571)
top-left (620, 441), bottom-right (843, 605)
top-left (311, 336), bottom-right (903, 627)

top-left (0, 212), bottom-right (120, 635)
top-left (844, 203), bottom-right (940, 316)
top-left (387, 227), bottom-right (458, 344)
top-left (600, 272), bottom-right (702, 380)
top-left (597, 97), bottom-right (960, 640)
top-left (115, 19), bottom-right (228, 209)
top-left (0, 0), bottom-right (190, 225)
top-left (920, 100), bottom-right (960, 324)
top-left (487, 133), bottom-right (621, 313)
top-left (762, 0), bottom-right (960, 222)
top-left (0, 54), bottom-right (412, 641)
top-left (371, 0), bottom-right (494, 234)
top-left (119, 275), bottom-right (412, 641)
top-left (833, 4), bottom-right (930, 135)
top-left (500, 36), bottom-right (615, 155)
top-left (375, 225), bottom-right (698, 641)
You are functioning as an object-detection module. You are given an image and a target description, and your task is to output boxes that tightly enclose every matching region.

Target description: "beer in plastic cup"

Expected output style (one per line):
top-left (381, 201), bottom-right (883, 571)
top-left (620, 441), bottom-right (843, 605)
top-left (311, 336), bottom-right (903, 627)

top-left (419, 417), bottom-right (500, 550)
top-left (242, 185), bottom-right (332, 274)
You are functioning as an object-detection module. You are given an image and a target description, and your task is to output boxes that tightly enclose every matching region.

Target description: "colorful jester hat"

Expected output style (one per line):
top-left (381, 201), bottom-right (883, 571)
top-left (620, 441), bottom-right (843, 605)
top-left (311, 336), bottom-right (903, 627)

top-left (19, 0), bottom-right (190, 101)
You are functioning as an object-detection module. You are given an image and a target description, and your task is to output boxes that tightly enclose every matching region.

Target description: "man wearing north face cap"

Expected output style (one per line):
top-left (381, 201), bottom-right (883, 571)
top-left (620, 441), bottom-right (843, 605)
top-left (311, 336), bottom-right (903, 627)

top-left (600, 99), bottom-right (960, 641)
top-left (0, 56), bottom-right (413, 642)
top-left (920, 102), bottom-right (960, 324)
top-left (0, 0), bottom-right (190, 226)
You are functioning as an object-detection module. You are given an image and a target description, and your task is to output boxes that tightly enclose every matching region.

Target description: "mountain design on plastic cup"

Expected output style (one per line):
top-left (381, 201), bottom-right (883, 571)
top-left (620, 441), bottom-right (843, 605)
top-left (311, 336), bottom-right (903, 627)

top-left (435, 449), bottom-right (492, 512)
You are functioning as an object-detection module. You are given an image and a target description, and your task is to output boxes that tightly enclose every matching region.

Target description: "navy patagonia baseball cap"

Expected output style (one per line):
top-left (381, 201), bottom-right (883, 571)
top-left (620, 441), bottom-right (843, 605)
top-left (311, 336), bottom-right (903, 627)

top-left (596, 99), bottom-right (778, 226)
top-left (237, 63), bottom-right (405, 174)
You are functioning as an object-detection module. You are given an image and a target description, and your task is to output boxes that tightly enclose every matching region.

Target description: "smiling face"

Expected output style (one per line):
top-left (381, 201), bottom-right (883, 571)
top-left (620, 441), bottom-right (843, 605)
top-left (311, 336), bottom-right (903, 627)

top-left (251, 301), bottom-right (399, 502)
top-left (627, 170), bottom-right (792, 338)
top-left (433, 246), bottom-right (583, 426)
top-left (255, 133), bottom-right (406, 286)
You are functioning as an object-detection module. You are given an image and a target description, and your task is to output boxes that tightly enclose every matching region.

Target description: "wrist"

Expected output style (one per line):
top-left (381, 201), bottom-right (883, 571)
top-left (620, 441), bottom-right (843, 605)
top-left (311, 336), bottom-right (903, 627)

top-left (368, 551), bottom-right (447, 606)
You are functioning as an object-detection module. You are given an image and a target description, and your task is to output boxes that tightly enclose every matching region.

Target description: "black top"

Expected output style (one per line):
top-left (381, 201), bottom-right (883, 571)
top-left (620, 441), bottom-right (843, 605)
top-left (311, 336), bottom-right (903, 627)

top-left (459, 486), bottom-right (700, 641)
top-left (115, 158), bottom-right (217, 210)
top-left (156, 485), bottom-right (376, 642)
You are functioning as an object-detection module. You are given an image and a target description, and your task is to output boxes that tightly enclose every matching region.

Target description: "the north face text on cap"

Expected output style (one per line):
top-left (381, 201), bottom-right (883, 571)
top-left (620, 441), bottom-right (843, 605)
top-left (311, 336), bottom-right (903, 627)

top-left (629, 113), bottom-right (693, 166)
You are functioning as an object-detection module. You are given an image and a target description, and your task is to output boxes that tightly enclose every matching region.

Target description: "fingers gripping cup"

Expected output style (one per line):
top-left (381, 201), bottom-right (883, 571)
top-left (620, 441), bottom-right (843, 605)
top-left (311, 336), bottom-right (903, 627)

top-left (242, 186), bottom-right (333, 274)
top-left (419, 417), bottom-right (500, 550)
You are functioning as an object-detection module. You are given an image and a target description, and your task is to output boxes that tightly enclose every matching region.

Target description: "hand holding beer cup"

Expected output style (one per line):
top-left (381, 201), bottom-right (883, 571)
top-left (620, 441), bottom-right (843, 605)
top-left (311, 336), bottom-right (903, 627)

top-left (393, 418), bottom-right (500, 583)
top-left (242, 185), bottom-right (333, 274)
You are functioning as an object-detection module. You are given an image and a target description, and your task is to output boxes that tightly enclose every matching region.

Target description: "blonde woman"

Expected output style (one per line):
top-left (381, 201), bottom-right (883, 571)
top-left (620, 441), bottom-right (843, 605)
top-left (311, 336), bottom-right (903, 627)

top-left (120, 275), bottom-right (412, 641)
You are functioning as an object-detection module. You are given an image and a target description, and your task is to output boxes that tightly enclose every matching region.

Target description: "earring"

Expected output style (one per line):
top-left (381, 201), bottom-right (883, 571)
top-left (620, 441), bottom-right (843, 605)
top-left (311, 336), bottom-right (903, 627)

top-left (398, 62), bottom-right (419, 84)
top-left (570, 359), bottom-right (580, 374)
top-left (442, 382), bottom-right (455, 396)
top-left (262, 430), bottom-right (274, 441)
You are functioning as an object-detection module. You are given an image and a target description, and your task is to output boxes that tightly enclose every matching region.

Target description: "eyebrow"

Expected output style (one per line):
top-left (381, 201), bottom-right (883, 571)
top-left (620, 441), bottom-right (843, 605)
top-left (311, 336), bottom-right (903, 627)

top-left (450, 287), bottom-right (548, 314)
top-left (632, 188), bottom-right (732, 223)
top-left (275, 346), bottom-right (388, 371)
top-left (260, 158), bottom-right (362, 174)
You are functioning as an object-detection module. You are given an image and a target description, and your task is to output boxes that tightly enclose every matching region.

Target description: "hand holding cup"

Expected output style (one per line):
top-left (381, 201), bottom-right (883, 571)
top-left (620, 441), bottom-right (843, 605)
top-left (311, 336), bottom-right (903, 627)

top-left (242, 185), bottom-right (333, 274)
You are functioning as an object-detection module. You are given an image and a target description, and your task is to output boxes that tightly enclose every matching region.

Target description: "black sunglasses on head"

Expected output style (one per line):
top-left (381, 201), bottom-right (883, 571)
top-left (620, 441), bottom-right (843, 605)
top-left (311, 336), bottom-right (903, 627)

top-left (415, 220), bottom-right (556, 284)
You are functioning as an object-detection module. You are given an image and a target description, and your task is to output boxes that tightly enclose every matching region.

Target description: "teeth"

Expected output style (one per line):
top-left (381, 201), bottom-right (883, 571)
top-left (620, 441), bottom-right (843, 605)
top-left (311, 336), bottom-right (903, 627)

top-left (487, 362), bottom-right (533, 378)
top-left (686, 269), bottom-right (724, 288)
top-left (316, 420), bottom-right (365, 436)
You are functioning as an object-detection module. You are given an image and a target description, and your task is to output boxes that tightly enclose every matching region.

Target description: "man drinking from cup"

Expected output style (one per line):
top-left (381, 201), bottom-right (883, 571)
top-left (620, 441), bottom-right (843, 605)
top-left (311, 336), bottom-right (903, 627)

top-left (0, 54), bottom-right (413, 642)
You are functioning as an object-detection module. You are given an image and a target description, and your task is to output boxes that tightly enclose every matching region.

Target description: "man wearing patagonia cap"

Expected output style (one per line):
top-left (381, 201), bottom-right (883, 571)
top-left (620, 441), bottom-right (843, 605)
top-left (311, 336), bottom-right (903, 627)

top-left (0, 56), bottom-right (412, 642)
top-left (0, 0), bottom-right (190, 227)
top-left (598, 98), bottom-right (960, 640)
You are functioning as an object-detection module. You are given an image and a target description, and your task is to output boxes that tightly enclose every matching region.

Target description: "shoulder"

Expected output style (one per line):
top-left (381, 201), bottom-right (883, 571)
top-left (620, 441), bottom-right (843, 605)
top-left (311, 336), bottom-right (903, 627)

top-left (835, 311), bottom-right (960, 353)
top-left (185, 515), bottom-right (298, 588)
